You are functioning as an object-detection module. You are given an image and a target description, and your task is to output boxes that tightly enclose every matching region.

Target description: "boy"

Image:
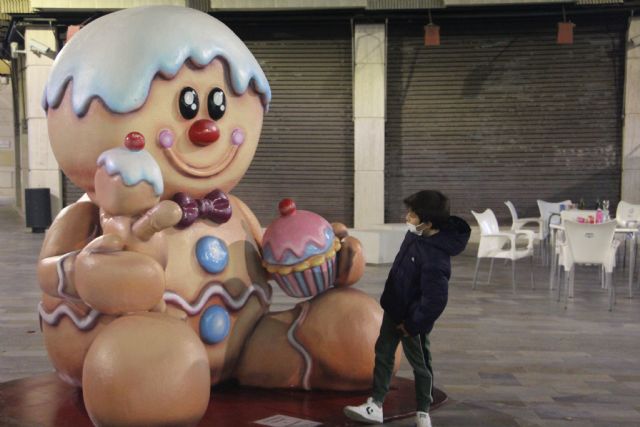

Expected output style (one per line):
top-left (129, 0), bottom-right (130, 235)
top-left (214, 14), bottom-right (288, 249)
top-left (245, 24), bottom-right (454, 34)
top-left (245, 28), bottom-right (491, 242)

top-left (344, 190), bottom-right (470, 427)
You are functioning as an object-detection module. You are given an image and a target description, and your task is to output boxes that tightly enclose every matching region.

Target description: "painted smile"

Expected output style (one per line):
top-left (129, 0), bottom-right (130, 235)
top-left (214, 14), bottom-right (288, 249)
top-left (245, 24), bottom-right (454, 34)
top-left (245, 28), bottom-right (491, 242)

top-left (164, 145), bottom-right (239, 178)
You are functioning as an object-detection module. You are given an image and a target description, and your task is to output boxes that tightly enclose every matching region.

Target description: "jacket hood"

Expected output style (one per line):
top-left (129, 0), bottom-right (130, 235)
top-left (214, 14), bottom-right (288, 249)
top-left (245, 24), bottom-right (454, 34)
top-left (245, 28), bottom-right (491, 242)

top-left (422, 215), bottom-right (471, 256)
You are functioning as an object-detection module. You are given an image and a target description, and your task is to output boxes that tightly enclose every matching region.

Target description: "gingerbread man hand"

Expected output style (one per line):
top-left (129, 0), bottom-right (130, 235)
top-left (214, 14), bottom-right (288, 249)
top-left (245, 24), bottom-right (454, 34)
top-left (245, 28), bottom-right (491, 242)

top-left (131, 200), bottom-right (183, 242)
top-left (332, 222), bottom-right (365, 287)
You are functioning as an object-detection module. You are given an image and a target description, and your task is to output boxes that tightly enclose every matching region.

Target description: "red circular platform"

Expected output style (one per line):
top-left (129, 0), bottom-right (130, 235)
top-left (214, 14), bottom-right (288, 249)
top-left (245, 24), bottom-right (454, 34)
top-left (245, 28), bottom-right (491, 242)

top-left (0, 374), bottom-right (447, 426)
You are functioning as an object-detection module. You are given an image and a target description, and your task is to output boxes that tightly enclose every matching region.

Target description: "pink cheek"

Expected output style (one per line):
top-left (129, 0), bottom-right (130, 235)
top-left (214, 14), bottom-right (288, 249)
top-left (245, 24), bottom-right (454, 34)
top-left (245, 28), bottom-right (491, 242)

top-left (231, 129), bottom-right (245, 146)
top-left (158, 129), bottom-right (175, 149)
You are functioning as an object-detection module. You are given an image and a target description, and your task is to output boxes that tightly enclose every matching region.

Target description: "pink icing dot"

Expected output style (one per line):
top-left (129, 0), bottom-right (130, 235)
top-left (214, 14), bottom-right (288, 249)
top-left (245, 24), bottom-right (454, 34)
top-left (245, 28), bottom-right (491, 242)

top-left (231, 128), bottom-right (245, 146)
top-left (158, 129), bottom-right (174, 148)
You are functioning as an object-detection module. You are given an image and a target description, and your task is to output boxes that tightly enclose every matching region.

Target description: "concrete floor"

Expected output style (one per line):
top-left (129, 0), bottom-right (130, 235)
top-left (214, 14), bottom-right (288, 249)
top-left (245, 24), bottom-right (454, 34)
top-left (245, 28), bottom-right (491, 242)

top-left (1, 204), bottom-right (640, 426)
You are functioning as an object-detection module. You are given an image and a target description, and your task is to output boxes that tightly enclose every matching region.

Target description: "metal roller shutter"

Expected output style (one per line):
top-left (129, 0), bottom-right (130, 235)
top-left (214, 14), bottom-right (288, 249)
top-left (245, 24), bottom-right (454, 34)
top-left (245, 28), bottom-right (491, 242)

top-left (385, 14), bottom-right (625, 223)
top-left (228, 20), bottom-right (354, 226)
top-left (62, 174), bottom-right (84, 206)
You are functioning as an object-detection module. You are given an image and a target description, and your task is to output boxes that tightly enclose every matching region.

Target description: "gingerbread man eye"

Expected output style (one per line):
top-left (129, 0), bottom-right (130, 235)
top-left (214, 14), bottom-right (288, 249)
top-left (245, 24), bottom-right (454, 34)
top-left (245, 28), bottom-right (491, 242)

top-left (207, 88), bottom-right (226, 121)
top-left (179, 87), bottom-right (199, 120)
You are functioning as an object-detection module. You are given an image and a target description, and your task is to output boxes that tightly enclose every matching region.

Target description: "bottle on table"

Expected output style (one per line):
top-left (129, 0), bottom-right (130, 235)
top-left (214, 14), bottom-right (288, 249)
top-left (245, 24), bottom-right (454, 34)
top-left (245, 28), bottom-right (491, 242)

top-left (602, 200), bottom-right (610, 221)
top-left (596, 208), bottom-right (603, 224)
top-left (578, 198), bottom-right (585, 209)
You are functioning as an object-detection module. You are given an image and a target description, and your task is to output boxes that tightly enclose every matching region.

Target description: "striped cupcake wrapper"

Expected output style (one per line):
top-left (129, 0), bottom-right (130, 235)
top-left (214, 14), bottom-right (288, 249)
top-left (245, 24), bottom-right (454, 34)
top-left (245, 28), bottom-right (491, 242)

top-left (274, 255), bottom-right (337, 298)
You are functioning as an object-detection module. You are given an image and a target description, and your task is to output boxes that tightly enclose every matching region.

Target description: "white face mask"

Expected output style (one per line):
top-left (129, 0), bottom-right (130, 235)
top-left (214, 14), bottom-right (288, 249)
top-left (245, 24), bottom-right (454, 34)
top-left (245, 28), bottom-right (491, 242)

top-left (406, 222), bottom-right (424, 236)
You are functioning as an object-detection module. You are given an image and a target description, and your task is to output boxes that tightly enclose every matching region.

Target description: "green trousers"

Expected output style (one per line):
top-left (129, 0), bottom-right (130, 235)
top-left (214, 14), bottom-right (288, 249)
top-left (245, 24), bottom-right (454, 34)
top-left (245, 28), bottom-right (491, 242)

top-left (371, 312), bottom-right (434, 412)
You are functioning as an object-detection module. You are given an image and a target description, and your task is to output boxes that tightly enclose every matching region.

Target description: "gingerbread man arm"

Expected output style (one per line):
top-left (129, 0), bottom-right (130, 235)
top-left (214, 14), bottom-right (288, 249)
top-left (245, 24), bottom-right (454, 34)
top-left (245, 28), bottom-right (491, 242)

top-left (131, 200), bottom-right (182, 241)
top-left (331, 222), bottom-right (365, 287)
top-left (37, 198), bottom-right (100, 300)
top-left (40, 200), bottom-right (173, 316)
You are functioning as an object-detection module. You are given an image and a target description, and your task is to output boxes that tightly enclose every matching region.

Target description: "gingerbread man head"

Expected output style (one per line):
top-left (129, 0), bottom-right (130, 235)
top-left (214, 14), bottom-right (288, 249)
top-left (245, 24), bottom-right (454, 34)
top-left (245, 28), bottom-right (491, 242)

top-left (43, 6), bottom-right (271, 202)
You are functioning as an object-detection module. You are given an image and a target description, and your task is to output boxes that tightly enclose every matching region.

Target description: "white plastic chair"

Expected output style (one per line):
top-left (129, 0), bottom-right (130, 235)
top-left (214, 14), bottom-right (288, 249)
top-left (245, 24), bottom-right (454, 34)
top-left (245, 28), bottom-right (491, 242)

top-left (550, 210), bottom-right (600, 292)
top-left (536, 199), bottom-right (572, 241)
top-left (615, 201), bottom-right (640, 227)
top-left (505, 201), bottom-right (543, 234)
top-left (505, 200), bottom-right (543, 259)
top-left (471, 209), bottom-right (535, 293)
top-left (614, 200), bottom-right (640, 282)
top-left (559, 220), bottom-right (619, 311)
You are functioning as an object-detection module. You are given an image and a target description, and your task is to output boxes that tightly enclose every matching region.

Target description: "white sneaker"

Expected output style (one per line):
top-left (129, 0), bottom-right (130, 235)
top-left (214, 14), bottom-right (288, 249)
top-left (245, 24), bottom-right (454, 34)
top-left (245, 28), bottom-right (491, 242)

top-left (343, 397), bottom-right (383, 424)
top-left (416, 411), bottom-right (432, 427)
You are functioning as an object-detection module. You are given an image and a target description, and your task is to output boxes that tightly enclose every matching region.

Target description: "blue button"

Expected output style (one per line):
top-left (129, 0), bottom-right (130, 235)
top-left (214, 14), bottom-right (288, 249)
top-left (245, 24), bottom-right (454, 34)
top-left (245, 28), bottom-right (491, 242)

top-left (196, 236), bottom-right (229, 274)
top-left (200, 305), bottom-right (230, 344)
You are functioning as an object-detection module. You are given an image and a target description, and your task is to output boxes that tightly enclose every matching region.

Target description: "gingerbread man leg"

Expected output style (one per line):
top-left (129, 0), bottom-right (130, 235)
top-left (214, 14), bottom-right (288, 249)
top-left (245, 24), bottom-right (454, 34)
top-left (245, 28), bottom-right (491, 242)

top-left (82, 313), bottom-right (211, 426)
top-left (235, 287), bottom-right (402, 390)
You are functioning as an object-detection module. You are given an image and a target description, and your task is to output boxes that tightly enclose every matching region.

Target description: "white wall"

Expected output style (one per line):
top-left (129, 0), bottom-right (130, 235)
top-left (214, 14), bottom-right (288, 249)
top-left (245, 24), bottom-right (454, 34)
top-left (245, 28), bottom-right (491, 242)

top-left (353, 23), bottom-right (386, 229)
top-left (622, 17), bottom-right (640, 204)
top-left (22, 27), bottom-right (62, 217)
top-left (0, 77), bottom-right (15, 202)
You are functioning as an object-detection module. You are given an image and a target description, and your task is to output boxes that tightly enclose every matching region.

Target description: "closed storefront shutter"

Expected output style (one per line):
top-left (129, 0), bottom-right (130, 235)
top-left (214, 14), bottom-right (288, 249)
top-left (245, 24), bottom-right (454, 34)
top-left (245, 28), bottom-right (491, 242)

top-left (228, 20), bottom-right (355, 226)
top-left (385, 14), bottom-right (625, 223)
top-left (63, 174), bottom-right (84, 206)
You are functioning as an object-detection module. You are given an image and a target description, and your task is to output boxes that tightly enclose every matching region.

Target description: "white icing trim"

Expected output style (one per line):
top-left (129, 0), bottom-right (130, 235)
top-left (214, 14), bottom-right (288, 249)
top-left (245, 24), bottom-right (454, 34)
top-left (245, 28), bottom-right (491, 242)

top-left (38, 302), bottom-right (100, 330)
top-left (56, 250), bottom-right (82, 302)
top-left (39, 281), bottom-right (272, 333)
top-left (163, 282), bottom-right (271, 316)
top-left (287, 302), bottom-right (312, 390)
top-left (43, 6), bottom-right (271, 115)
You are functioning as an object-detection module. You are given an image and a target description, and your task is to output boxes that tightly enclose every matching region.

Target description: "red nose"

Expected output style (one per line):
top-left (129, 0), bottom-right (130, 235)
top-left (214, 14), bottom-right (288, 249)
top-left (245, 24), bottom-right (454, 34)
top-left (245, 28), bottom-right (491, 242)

top-left (188, 119), bottom-right (220, 146)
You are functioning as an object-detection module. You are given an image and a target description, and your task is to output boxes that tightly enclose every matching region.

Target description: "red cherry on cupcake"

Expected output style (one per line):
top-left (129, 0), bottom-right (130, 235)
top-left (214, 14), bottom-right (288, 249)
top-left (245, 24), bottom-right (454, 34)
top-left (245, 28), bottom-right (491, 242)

top-left (278, 198), bottom-right (296, 216)
top-left (124, 132), bottom-right (145, 151)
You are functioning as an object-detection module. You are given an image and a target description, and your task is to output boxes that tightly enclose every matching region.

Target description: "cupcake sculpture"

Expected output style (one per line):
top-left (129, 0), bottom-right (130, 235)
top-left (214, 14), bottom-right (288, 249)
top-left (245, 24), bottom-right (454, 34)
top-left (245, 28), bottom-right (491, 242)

top-left (263, 199), bottom-right (341, 298)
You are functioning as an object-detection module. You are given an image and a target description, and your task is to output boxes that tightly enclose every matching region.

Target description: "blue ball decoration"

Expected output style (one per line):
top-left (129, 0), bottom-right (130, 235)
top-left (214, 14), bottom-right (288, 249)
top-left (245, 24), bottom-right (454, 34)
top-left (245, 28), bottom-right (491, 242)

top-left (196, 236), bottom-right (229, 274)
top-left (200, 305), bottom-right (231, 344)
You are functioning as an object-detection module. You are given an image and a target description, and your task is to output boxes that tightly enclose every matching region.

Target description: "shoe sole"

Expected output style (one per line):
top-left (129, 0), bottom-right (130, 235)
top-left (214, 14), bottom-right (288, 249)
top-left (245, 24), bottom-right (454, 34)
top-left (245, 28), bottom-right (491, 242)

top-left (343, 407), bottom-right (382, 424)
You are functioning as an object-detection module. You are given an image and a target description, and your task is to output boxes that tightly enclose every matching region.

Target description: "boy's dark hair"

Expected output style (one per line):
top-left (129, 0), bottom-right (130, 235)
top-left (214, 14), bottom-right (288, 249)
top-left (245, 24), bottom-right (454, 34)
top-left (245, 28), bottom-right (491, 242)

top-left (403, 190), bottom-right (450, 229)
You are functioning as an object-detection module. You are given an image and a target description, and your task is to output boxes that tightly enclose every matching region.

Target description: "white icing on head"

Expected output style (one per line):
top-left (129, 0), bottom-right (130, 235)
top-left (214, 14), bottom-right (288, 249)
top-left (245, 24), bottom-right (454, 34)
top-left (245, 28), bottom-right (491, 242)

top-left (96, 148), bottom-right (164, 196)
top-left (43, 6), bottom-right (271, 116)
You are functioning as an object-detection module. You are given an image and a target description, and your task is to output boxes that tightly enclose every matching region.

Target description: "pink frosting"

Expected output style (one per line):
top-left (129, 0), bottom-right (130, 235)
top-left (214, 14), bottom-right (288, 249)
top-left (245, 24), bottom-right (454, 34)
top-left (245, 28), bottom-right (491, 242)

top-left (263, 209), bottom-right (333, 264)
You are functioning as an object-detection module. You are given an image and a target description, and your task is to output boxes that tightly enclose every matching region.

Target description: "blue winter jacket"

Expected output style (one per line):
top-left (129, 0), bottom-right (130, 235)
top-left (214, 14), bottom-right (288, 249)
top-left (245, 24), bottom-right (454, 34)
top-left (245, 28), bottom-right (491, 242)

top-left (380, 216), bottom-right (471, 336)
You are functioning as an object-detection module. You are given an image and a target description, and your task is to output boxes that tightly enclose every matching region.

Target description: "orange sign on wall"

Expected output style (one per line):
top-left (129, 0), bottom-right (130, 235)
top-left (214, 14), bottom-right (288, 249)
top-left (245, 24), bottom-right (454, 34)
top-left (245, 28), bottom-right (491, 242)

top-left (557, 22), bottom-right (575, 45)
top-left (424, 24), bottom-right (440, 46)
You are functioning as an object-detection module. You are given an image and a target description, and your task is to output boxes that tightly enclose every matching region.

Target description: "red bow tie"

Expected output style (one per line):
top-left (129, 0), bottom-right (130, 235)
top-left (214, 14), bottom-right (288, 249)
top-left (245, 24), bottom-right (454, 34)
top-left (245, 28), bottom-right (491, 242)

top-left (172, 190), bottom-right (232, 228)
